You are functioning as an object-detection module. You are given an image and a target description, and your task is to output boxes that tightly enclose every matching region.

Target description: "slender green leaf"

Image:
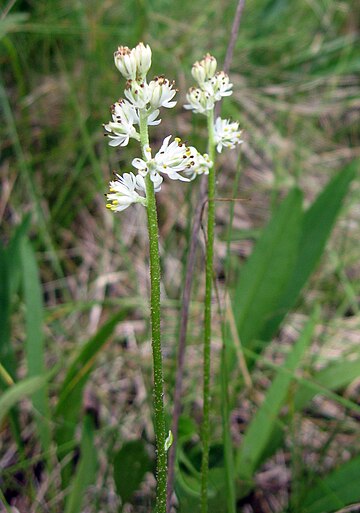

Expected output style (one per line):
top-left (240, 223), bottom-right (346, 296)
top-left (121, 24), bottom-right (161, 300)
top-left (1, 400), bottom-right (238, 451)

top-left (261, 163), bottom-right (356, 341)
top-left (64, 414), bottom-right (97, 513)
top-left (0, 375), bottom-right (48, 425)
top-left (294, 357), bottom-right (360, 410)
top-left (0, 13), bottom-right (29, 40)
top-left (0, 245), bottom-right (13, 383)
top-left (236, 308), bottom-right (319, 483)
top-left (233, 187), bottom-right (303, 352)
top-left (301, 455), bottom-right (360, 513)
top-left (113, 440), bottom-right (152, 506)
top-left (7, 214), bottom-right (31, 298)
top-left (20, 237), bottom-right (51, 453)
top-left (55, 310), bottom-right (127, 486)
top-left (56, 309), bottom-right (127, 418)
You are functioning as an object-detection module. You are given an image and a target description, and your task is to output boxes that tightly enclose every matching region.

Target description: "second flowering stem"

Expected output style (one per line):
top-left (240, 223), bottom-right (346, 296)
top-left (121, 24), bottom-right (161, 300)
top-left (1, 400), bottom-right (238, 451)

top-left (139, 111), bottom-right (167, 513)
top-left (201, 108), bottom-right (216, 513)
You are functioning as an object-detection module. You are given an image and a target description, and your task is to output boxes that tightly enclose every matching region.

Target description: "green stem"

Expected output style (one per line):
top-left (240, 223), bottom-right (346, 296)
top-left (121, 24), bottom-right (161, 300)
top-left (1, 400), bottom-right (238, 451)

top-left (201, 108), bottom-right (216, 513)
top-left (139, 111), bottom-right (167, 513)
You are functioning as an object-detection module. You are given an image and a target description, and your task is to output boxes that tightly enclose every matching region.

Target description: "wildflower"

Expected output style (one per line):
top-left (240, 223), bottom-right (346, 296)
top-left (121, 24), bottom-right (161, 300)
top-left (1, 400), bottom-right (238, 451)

top-left (214, 117), bottom-right (243, 153)
top-left (148, 76), bottom-right (177, 109)
top-left (114, 46), bottom-right (137, 81)
top-left (114, 42), bottom-right (151, 82)
top-left (191, 53), bottom-right (217, 87)
top-left (184, 87), bottom-right (215, 114)
top-left (125, 80), bottom-right (151, 109)
top-left (132, 135), bottom-right (193, 182)
top-left (204, 71), bottom-right (233, 101)
top-left (106, 172), bottom-right (147, 212)
top-left (133, 42), bottom-right (152, 81)
top-left (136, 172), bottom-right (163, 192)
top-left (104, 100), bottom-right (140, 147)
top-left (184, 148), bottom-right (213, 180)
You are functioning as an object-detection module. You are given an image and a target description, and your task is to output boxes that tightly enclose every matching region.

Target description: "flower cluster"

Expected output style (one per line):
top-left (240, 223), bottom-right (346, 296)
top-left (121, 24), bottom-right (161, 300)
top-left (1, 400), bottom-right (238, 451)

top-left (184, 53), bottom-right (243, 153)
top-left (105, 42), bottom-right (211, 212)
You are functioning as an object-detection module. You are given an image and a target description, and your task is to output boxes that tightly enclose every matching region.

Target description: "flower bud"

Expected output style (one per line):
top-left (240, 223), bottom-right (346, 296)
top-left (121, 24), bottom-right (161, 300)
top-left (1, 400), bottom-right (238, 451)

top-left (191, 53), bottom-right (217, 86)
top-left (134, 42), bottom-right (152, 80)
top-left (114, 46), bottom-right (137, 80)
top-left (184, 87), bottom-right (215, 114)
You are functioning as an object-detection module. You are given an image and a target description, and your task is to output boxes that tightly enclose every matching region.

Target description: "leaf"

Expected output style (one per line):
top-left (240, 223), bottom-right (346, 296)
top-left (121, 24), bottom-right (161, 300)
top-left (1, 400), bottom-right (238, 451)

top-left (113, 440), bottom-right (152, 506)
top-left (0, 375), bottom-right (49, 425)
top-left (301, 455), bottom-right (360, 513)
top-left (56, 310), bottom-right (127, 420)
top-left (20, 237), bottom-right (51, 453)
top-left (294, 357), bottom-right (360, 410)
top-left (235, 308), bottom-right (319, 484)
top-left (261, 163), bottom-right (356, 341)
top-left (64, 414), bottom-right (98, 513)
top-left (55, 310), bottom-right (127, 486)
top-left (0, 244), bottom-right (13, 383)
top-left (0, 215), bottom-right (31, 381)
top-left (233, 188), bottom-right (303, 352)
top-left (0, 13), bottom-right (29, 40)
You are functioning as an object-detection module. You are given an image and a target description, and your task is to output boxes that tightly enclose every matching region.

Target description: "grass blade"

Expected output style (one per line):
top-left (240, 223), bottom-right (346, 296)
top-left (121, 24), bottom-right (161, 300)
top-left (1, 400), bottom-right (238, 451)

top-left (235, 308), bottom-right (319, 485)
top-left (0, 375), bottom-right (49, 425)
top-left (233, 187), bottom-right (303, 353)
top-left (64, 413), bottom-right (97, 513)
top-left (20, 237), bottom-right (51, 453)
top-left (301, 455), bottom-right (360, 513)
top-left (261, 162), bottom-right (357, 341)
top-left (55, 310), bottom-right (127, 486)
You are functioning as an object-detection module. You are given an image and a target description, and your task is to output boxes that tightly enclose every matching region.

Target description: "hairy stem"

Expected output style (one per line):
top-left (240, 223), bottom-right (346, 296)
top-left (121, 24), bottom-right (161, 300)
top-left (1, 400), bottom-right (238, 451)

top-left (201, 108), bottom-right (216, 513)
top-left (139, 111), bottom-right (167, 513)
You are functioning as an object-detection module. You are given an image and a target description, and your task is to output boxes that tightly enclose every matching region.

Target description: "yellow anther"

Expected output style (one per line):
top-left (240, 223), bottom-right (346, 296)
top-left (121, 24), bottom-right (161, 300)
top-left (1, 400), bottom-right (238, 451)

top-left (106, 204), bottom-right (112, 209)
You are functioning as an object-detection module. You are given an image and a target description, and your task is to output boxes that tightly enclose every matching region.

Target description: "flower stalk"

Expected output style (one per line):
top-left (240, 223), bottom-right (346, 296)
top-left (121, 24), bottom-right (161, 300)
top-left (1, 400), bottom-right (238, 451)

top-left (139, 110), bottom-right (167, 513)
top-left (201, 108), bottom-right (216, 513)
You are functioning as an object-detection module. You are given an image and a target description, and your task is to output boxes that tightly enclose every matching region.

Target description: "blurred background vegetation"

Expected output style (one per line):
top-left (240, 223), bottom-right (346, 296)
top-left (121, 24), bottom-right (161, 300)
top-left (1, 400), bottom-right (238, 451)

top-left (1, 0), bottom-right (359, 512)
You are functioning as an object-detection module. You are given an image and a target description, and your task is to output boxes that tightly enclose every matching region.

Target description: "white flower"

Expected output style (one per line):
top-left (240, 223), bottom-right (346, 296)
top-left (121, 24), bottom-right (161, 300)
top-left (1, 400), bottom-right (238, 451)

top-left (183, 148), bottom-right (213, 180)
top-left (106, 172), bottom-right (147, 212)
top-left (136, 173), bottom-right (163, 192)
top-left (132, 135), bottom-right (193, 182)
top-left (191, 54), bottom-right (217, 86)
top-left (148, 76), bottom-right (177, 109)
top-left (104, 100), bottom-right (161, 146)
top-left (104, 100), bottom-right (140, 147)
top-left (114, 46), bottom-right (137, 81)
top-left (133, 42), bottom-right (152, 80)
top-left (124, 80), bottom-right (151, 109)
top-left (114, 42), bottom-right (152, 81)
top-left (204, 71), bottom-right (233, 101)
top-left (184, 87), bottom-right (215, 114)
top-left (146, 109), bottom-right (162, 126)
top-left (214, 117), bottom-right (243, 153)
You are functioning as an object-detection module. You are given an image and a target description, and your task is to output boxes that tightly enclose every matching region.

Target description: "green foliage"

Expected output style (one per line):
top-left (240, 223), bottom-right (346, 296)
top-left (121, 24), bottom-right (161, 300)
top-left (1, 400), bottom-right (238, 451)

top-left (113, 440), bottom-right (152, 508)
top-left (64, 414), bottom-right (98, 513)
top-left (20, 236), bottom-right (51, 453)
top-left (301, 455), bottom-right (360, 513)
top-left (261, 162), bottom-right (357, 341)
top-left (0, 375), bottom-right (50, 425)
top-left (235, 308), bottom-right (319, 490)
top-left (55, 310), bottom-right (127, 487)
top-left (233, 188), bottom-right (303, 354)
